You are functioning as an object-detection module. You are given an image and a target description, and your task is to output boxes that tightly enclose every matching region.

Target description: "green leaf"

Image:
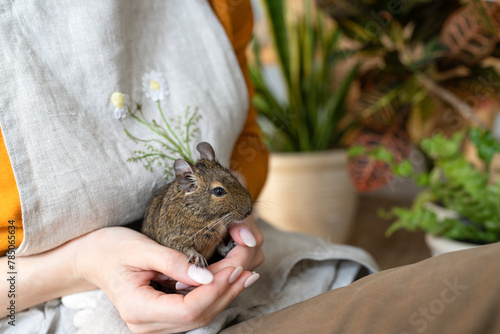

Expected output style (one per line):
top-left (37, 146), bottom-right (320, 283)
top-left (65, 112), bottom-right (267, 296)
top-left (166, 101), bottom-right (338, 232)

top-left (414, 173), bottom-right (429, 186)
top-left (261, 0), bottom-right (290, 83)
top-left (381, 127), bottom-right (500, 243)
top-left (348, 145), bottom-right (367, 157)
top-left (371, 147), bottom-right (395, 163)
top-left (469, 127), bottom-right (500, 168)
top-left (252, 95), bottom-right (275, 116)
top-left (249, 0), bottom-right (356, 152)
top-left (393, 160), bottom-right (413, 177)
top-left (420, 131), bottom-right (465, 159)
top-left (316, 62), bottom-right (359, 149)
top-left (358, 86), bottom-right (400, 122)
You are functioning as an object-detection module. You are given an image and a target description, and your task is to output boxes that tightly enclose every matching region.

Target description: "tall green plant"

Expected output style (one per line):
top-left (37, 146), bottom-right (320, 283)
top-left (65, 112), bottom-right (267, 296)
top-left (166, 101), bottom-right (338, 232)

top-left (249, 0), bottom-right (358, 152)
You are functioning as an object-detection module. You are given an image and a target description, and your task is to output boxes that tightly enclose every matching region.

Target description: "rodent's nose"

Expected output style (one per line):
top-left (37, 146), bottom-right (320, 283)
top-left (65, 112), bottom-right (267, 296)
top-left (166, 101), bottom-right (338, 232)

top-left (239, 207), bottom-right (253, 218)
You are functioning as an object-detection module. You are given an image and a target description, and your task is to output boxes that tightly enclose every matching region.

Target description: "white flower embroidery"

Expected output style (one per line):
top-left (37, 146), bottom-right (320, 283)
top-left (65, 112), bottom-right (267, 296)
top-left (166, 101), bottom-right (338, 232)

top-left (110, 92), bottom-right (128, 119)
top-left (142, 70), bottom-right (169, 102)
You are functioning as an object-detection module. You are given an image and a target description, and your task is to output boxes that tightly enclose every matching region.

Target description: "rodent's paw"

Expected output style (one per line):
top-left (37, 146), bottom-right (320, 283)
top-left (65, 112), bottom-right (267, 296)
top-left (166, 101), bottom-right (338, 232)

top-left (188, 251), bottom-right (208, 269)
top-left (218, 240), bottom-right (236, 258)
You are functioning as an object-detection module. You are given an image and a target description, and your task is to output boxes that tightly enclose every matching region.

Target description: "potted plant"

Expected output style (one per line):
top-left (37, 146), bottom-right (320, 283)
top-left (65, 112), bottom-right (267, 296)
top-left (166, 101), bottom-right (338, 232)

top-left (249, 0), bottom-right (359, 242)
top-left (350, 128), bottom-right (500, 255)
top-left (316, 0), bottom-right (500, 192)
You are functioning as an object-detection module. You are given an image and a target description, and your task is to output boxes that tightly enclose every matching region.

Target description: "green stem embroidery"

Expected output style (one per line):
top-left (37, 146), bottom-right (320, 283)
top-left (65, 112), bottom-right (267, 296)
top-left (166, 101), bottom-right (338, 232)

top-left (123, 103), bottom-right (201, 180)
top-left (184, 106), bottom-right (199, 160)
top-left (157, 101), bottom-right (189, 160)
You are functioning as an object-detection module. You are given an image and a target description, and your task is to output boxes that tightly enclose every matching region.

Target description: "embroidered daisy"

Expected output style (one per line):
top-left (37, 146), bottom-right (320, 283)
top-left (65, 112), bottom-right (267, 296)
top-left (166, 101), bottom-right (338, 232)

top-left (142, 70), bottom-right (169, 102)
top-left (110, 92), bottom-right (129, 119)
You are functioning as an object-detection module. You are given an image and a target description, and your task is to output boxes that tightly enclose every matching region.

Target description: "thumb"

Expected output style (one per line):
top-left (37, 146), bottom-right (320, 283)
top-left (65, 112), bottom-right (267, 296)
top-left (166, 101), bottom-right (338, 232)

top-left (133, 242), bottom-right (214, 286)
top-left (228, 215), bottom-right (263, 248)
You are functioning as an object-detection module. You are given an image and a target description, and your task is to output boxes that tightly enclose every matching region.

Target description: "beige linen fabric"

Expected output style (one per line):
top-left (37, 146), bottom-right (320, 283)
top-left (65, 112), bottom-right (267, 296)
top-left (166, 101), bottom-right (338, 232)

top-left (0, 0), bottom-right (248, 255)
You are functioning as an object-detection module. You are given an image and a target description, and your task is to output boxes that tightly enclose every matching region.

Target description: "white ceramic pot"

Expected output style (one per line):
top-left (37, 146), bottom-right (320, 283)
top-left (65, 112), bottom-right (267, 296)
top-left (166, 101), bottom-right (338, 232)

top-left (256, 149), bottom-right (358, 243)
top-left (425, 233), bottom-right (478, 257)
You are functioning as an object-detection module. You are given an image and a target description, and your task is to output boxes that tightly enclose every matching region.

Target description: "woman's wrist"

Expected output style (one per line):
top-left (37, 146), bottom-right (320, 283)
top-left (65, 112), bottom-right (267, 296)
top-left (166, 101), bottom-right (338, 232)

top-left (21, 235), bottom-right (97, 303)
top-left (73, 228), bottom-right (105, 289)
top-left (67, 231), bottom-right (100, 291)
top-left (0, 232), bottom-right (97, 318)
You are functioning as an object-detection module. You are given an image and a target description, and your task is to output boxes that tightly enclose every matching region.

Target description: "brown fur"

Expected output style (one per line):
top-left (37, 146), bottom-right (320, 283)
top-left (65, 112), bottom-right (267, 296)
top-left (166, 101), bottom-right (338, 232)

top-left (142, 143), bottom-right (253, 268)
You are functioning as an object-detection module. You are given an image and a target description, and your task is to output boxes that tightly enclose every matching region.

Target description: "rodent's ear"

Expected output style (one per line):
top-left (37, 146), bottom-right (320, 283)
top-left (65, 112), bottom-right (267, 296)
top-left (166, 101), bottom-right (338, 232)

top-left (196, 142), bottom-right (215, 161)
top-left (174, 159), bottom-right (197, 192)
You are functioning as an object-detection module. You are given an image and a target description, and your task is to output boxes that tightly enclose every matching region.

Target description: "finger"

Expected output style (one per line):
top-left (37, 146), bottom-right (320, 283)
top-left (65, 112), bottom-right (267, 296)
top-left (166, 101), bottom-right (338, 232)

top-left (126, 267), bottom-right (252, 332)
top-left (183, 267), bottom-right (257, 323)
top-left (123, 267), bottom-right (260, 333)
top-left (120, 285), bottom-right (186, 332)
top-left (208, 242), bottom-right (263, 273)
top-left (208, 245), bottom-right (251, 273)
top-left (128, 241), bottom-right (214, 287)
top-left (196, 268), bottom-right (260, 314)
top-left (248, 248), bottom-right (265, 271)
top-left (228, 215), bottom-right (264, 248)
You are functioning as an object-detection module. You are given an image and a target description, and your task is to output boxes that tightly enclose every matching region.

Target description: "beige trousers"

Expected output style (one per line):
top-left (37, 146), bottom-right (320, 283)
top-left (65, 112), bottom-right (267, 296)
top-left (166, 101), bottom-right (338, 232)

top-left (222, 242), bottom-right (500, 334)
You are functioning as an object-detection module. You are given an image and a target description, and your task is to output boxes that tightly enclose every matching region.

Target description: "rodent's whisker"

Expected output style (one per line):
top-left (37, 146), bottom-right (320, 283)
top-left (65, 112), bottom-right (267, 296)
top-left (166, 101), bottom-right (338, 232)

top-left (253, 200), bottom-right (275, 210)
top-left (180, 213), bottom-right (232, 246)
top-left (188, 216), bottom-right (232, 249)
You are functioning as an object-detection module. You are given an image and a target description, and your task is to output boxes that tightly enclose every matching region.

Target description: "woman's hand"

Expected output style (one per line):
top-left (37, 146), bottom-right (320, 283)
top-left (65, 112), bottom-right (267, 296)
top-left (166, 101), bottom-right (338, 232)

top-left (76, 227), bottom-right (258, 333)
top-left (208, 215), bottom-right (264, 274)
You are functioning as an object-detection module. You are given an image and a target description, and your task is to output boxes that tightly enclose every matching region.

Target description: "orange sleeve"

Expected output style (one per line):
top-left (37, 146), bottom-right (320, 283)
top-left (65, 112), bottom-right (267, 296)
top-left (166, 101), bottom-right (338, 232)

top-left (209, 0), bottom-right (270, 201)
top-left (0, 126), bottom-right (24, 256)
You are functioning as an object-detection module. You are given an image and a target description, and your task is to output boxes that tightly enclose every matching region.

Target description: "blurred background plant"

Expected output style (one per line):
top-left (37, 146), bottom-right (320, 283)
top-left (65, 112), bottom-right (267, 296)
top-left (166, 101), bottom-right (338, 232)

top-left (249, 0), bottom-right (361, 242)
top-left (248, 0), bottom-right (500, 261)
top-left (350, 127), bottom-right (500, 244)
top-left (316, 0), bottom-right (500, 192)
top-left (249, 0), bottom-right (358, 152)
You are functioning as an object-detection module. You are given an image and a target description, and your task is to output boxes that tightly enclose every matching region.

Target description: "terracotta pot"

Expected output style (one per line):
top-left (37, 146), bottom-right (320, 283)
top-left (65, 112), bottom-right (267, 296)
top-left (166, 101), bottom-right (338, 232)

top-left (256, 149), bottom-right (358, 243)
top-left (425, 233), bottom-right (478, 257)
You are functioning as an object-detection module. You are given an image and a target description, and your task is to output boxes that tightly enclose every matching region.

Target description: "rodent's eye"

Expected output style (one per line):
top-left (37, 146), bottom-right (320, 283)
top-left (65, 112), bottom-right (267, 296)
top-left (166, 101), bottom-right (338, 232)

top-left (211, 187), bottom-right (227, 197)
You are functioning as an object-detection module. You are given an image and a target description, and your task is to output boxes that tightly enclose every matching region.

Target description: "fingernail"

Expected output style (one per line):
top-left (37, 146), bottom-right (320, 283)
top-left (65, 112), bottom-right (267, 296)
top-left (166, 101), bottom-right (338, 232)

top-left (244, 272), bottom-right (260, 288)
top-left (240, 228), bottom-right (256, 247)
top-left (229, 266), bottom-right (244, 284)
top-left (175, 281), bottom-right (192, 290)
top-left (156, 273), bottom-right (170, 280)
top-left (188, 265), bottom-right (214, 284)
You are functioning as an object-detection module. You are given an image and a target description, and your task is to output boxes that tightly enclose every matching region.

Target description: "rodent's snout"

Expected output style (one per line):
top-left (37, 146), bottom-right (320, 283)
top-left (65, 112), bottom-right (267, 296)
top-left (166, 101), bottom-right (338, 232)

top-left (238, 206), bottom-right (253, 219)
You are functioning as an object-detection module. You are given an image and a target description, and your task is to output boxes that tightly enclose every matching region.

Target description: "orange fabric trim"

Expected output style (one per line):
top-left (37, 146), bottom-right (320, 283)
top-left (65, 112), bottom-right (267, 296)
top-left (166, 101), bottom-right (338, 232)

top-left (208, 0), bottom-right (234, 44)
top-left (209, 0), bottom-right (269, 200)
top-left (0, 126), bottom-right (23, 256)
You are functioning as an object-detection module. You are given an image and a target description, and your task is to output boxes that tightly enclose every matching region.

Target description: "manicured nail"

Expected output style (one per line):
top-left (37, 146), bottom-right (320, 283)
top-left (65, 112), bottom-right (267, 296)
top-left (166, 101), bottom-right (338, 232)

top-left (244, 272), bottom-right (260, 288)
top-left (240, 228), bottom-right (256, 247)
top-left (156, 273), bottom-right (170, 280)
top-left (176, 281), bottom-right (192, 290)
top-left (187, 265), bottom-right (214, 284)
top-left (229, 266), bottom-right (244, 284)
